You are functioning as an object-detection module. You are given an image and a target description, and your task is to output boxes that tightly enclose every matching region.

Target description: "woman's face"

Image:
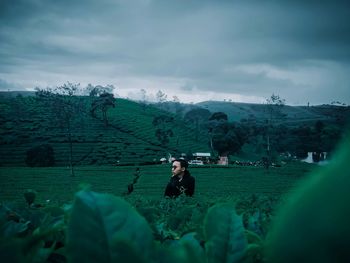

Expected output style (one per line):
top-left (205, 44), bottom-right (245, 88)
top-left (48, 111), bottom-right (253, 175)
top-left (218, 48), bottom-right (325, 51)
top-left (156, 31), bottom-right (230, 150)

top-left (172, 161), bottom-right (185, 177)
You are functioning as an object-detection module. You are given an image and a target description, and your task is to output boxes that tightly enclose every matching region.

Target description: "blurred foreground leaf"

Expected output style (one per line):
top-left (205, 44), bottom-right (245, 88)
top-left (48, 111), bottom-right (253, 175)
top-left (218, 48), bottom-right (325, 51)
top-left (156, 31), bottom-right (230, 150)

top-left (157, 232), bottom-right (205, 263)
top-left (204, 204), bottom-right (247, 263)
top-left (266, 134), bottom-right (350, 263)
top-left (67, 190), bottom-right (153, 263)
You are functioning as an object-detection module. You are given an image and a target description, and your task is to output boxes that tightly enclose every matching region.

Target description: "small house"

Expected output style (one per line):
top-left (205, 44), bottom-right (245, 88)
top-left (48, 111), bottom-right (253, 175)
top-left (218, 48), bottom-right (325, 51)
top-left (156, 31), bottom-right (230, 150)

top-left (192, 152), bottom-right (211, 163)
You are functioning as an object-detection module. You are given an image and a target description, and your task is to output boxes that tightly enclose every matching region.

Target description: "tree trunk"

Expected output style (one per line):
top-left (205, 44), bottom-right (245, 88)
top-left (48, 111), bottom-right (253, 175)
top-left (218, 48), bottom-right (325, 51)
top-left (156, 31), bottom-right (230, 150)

top-left (103, 109), bottom-right (108, 126)
top-left (68, 129), bottom-right (75, 177)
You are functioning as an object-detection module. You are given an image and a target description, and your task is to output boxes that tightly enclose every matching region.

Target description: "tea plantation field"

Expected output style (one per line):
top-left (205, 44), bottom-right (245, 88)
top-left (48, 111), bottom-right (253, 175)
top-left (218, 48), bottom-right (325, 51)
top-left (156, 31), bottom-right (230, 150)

top-left (1, 156), bottom-right (348, 263)
top-left (0, 162), bottom-right (316, 205)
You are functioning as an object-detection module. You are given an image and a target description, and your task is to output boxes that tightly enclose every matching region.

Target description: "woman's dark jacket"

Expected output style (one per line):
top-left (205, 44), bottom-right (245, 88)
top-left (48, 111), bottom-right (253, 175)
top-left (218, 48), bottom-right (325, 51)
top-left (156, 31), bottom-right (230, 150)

top-left (164, 172), bottom-right (195, 197)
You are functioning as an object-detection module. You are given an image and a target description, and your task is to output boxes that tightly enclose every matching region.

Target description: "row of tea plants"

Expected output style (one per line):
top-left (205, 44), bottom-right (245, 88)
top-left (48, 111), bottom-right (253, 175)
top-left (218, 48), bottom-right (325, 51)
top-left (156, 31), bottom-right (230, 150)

top-left (1, 189), bottom-right (279, 263)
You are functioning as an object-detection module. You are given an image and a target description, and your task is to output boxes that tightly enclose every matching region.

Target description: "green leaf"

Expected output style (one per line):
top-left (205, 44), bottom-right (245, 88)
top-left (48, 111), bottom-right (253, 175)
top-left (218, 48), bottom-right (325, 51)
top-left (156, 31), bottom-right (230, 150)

top-left (177, 232), bottom-right (206, 263)
top-left (1, 220), bottom-right (30, 237)
top-left (266, 135), bottom-right (350, 263)
top-left (0, 238), bottom-right (26, 263)
top-left (204, 204), bottom-right (247, 263)
top-left (241, 244), bottom-right (263, 263)
top-left (156, 233), bottom-right (204, 263)
top-left (244, 230), bottom-right (263, 245)
top-left (31, 241), bottom-right (56, 263)
top-left (0, 229), bottom-right (57, 263)
top-left (67, 190), bottom-right (154, 263)
top-left (24, 189), bottom-right (37, 206)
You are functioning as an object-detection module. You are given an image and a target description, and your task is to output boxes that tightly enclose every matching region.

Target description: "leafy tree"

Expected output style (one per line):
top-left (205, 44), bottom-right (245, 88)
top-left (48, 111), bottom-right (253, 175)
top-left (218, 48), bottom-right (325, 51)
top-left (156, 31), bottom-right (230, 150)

top-left (312, 120), bottom-right (325, 153)
top-left (211, 123), bottom-right (233, 155)
top-left (35, 82), bottom-right (86, 176)
top-left (90, 92), bottom-right (116, 126)
top-left (208, 112), bottom-right (228, 154)
top-left (212, 123), bottom-right (247, 156)
top-left (184, 108), bottom-right (211, 141)
top-left (209, 111), bottom-right (228, 122)
top-left (321, 126), bottom-right (342, 153)
top-left (172, 96), bottom-right (184, 116)
top-left (152, 115), bottom-right (174, 147)
top-left (184, 108), bottom-right (211, 123)
top-left (314, 120), bottom-right (324, 134)
top-left (155, 128), bottom-right (174, 146)
top-left (86, 84), bottom-right (115, 97)
top-left (208, 112), bottom-right (247, 156)
top-left (291, 126), bottom-right (312, 157)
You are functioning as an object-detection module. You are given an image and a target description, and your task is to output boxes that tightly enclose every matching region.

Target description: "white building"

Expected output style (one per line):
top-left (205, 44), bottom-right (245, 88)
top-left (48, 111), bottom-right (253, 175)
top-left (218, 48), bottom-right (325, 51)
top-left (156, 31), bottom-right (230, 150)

top-left (192, 152), bottom-right (211, 163)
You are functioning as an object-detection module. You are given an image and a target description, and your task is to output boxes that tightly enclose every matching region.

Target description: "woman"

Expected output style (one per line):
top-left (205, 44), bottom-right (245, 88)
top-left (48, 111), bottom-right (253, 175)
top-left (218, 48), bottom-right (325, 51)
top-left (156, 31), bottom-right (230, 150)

top-left (164, 159), bottom-right (195, 197)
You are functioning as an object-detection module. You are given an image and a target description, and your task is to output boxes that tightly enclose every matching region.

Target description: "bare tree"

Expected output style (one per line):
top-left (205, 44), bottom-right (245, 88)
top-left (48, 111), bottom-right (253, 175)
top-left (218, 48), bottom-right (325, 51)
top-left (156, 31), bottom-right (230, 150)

top-left (140, 89), bottom-right (147, 111)
top-left (35, 82), bottom-right (86, 176)
top-left (156, 90), bottom-right (167, 104)
top-left (266, 93), bottom-right (286, 123)
top-left (264, 93), bottom-right (286, 165)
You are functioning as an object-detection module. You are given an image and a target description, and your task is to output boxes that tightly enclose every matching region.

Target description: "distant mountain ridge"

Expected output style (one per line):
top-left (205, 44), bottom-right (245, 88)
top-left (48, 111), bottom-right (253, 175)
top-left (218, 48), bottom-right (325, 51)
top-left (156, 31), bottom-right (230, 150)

top-left (195, 100), bottom-right (349, 125)
top-left (0, 90), bottom-right (36, 97)
top-left (151, 99), bottom-right (349, 126)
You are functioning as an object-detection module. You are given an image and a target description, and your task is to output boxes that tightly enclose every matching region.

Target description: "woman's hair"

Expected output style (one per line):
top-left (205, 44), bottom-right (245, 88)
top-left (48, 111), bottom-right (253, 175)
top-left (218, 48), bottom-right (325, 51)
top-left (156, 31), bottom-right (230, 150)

top-left (173, 159), bottom-right (188, 168)
top-left (173, 159), bottom-right (190, 176)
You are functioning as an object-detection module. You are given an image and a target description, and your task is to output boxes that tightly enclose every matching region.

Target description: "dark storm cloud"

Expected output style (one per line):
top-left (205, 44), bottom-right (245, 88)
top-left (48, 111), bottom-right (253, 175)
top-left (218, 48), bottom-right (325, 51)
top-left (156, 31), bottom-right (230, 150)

top-left (0, 0), bottom-right (349, 104)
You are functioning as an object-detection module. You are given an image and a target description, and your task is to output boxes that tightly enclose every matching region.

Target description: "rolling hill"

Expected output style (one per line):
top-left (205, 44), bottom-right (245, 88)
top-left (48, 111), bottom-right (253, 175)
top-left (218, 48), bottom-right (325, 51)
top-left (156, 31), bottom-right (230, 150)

top-left (196, 100), bottom-right (349, 125)
top-left (1, 92), bottom-right (349, 167)
top-left (0, 94), bottom-right (211, 167)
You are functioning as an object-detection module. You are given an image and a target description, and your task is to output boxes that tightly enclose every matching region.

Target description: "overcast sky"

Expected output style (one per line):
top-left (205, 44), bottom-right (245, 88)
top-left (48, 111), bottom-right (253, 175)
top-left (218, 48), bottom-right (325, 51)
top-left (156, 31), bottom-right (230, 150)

top-left (1, 0), bottom-right (349, 105)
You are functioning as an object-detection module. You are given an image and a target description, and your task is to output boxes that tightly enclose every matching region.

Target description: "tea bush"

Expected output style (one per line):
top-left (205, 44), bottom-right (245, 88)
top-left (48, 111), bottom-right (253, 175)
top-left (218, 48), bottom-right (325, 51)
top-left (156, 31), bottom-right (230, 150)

top-left (25, 144), bottom-right (55, 167)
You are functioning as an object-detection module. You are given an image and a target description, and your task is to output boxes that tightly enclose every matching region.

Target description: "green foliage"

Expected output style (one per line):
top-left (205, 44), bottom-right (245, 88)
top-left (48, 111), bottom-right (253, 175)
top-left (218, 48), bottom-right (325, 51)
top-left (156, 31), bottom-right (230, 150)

top-left (86, 84), bottom-right (115, 97)
top-left (67, 190), bottom-right (153, 263)
top-left (155, 128), bottom-right (174, 146)
top-left (184, 108), bottom-right (211, 141)
top-left (209, 112), bottom-right (228, 121)
top-left (1, 188), bottom-right (273, 263)
top-left (266, 134), bottom-right (350, 263)
top-left (35, 83), bottom-right (86, 130)
top-left (23, 190), bottom-right (36, 206)
top-left (0, 201), bottom-right (65, 263)
top-left (35, 83), bottom-right (87, 175)
top-left (184, 108), bottom-right (211, 123)
top-left (236, 194), bottom-right (278, 238)
top-left (25, 144), bottom-right (55, 167)
top-left (209, 117), bottom-right (248, 156)
top-left (0, 95), bottom-right (210, 166)
top-left (204, 204), bottom-right (247, 263)
top-left (152, 115), bottom-right (175, 147)
top-left (159, 232), bottom-right (206, 263)
top-left (90, 92), bottom-right (116, 126)
top-left (265, 93), bottom-right (286, 121)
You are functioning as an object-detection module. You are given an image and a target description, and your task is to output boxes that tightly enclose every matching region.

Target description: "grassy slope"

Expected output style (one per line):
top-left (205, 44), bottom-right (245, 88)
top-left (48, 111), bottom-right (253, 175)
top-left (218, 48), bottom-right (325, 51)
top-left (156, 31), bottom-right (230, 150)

top-left (0, 96), bottom-right (210, 166)
top-left (196, 101), bottom-right (349, 126)
top-left (0, 162), bottom-right (317, 204)
top-left (2, 94), bottom-right (347, 166)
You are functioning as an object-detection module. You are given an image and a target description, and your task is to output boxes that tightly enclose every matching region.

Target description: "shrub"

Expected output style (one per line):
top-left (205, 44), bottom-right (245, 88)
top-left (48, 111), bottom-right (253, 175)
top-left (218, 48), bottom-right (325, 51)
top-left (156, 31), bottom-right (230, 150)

top-left (25, 144), bottom-right (55, 167)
